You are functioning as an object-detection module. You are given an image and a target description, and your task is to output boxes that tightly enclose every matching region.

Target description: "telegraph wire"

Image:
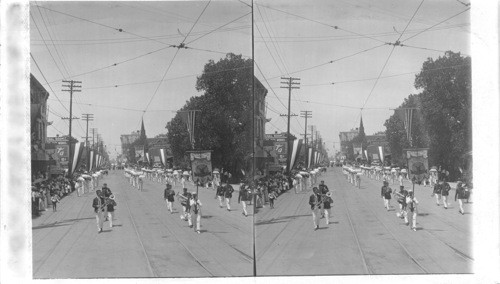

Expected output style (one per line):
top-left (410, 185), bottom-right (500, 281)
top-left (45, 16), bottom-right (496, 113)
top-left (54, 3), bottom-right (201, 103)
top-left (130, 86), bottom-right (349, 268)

top-left (300, 63), bottom-right (470, 87)
top-left (268, 43), bottom-right (387, 80)
top-left (44, 45), bottom-right (172, 85)
top-left (361, 0), bottom-right (424, 110)
top-left (401, 7), bottom-right (470, 43)
top-left (34, 4), bottom-right (178, 47)
top-left (185, 12), bottom-right (251, 45)
top-left (256, 3), bottom-right (387, 44)
top-left (30, 52), bottom-right (69, 114)
top-left (142, 0), bottom-right (211, 114)
top-left (31, 25), bottom-right (251, 45)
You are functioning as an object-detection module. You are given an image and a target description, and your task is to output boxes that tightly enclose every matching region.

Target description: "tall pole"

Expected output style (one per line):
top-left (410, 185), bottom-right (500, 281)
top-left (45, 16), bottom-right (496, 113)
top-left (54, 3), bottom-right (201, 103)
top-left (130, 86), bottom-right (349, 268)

top-left (62, 80), bottom-right (81, 176)
top-left (300, 111), bottom-right (312, 169)
top-left (280, 77), bottom-right (300, 173)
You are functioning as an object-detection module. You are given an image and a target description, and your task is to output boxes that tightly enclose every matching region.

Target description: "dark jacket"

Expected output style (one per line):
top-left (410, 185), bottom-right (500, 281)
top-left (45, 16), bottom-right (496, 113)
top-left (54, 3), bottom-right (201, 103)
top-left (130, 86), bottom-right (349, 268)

top-left (224, 185), bottom-right (234, 198)
top-left (441, 183), bottom-right (451, 196)
top-left (216, 186), bottom-right (225, 197)
top-left (164, 188), bottom-right (175, 202)
top-left (381, 186), bottom-right (392, 199)
top-left (309, 193), bottom-right (321, 210)
top-left (433, 184), bottom-right (442, 194)
top-left (455, 185), bottom-right (466, 200)
top-left (102, 187), bottom-right (112, 197)
top-left (319, 184), bottom-right (329, 194)
top-left (106, 199), bottom-right (117, 212)
top-left (92, 196), bottom-right (105, 213)
top-left (323, 196), bottom-right (333, 209)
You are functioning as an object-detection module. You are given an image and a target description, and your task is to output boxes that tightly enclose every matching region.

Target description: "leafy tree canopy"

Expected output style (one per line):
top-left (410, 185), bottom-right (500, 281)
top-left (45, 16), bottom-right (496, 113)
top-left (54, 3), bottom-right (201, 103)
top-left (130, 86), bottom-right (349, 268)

top-left (167, 53), bottom-right (253, 178)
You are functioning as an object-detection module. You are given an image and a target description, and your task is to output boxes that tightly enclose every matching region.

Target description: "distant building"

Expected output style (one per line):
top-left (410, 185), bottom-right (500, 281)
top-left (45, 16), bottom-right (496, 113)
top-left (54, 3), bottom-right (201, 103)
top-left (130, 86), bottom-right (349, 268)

top-left (251, 78), bottom-right (268, 173)
top-left (120, 130), bottom-right (141, 155)
top-left (146, 135), bottom-right (172, 166)
top-left (339, 128), bottom-right (359, 155)
top-left (30, 74), bottom-right (52, 177)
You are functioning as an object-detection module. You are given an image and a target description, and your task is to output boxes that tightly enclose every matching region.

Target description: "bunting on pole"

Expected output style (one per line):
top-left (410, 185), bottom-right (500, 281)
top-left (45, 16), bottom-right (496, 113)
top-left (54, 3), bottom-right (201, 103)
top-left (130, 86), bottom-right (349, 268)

top-left (396, 108), bottom-right (415, 144)
top-left (146, 152), bottom-right (151, 165)
top-left (308, 148), bottom-right (313, 169)
top-left (288, 139), bottom-right (303, 171)
top-left (89, 150), bottom-right (94, 171)
top-left (378, 146), bottom-right (384, 164)
top-left (364, 150), bottom-right (368, 160)
top-left (160, 149), bottom-right (166, 167)
top-left (70, 142), bottom-right (84, 176)
top-left (179, 110), bottom-right (197, 149)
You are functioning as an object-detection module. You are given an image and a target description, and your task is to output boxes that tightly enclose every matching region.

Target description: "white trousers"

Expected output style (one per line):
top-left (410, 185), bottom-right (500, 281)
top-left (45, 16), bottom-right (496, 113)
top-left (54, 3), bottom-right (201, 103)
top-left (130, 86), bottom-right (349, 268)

top-left (441, 195), bottom-right (448, 208)
top-left (225, 197), bottom-right (231, 210)
top-left (241, 200), bottom-right (248, 215)
top-left (324, 208), bottom-right (331, 224)
top-left (458, 199), bottom-right (464, 213)
top-left (404, 211), bottom-right (417, 228)
top-left (383, 198), bottom-right (391, 210)
top-left (192, 213), bottom-right (201, 231)
top-left (218, 196), bottom-right (224, 207)
top-left (166, 199), bottom-right (173, 212)
top-left (311, 208), bottom-right (320, 228)
top-left (107, 211), bottom-right (114, 227)
top-left (435, 193), bottom-right (442, 205)
top-left (95, 211), bottom-right (104, 230)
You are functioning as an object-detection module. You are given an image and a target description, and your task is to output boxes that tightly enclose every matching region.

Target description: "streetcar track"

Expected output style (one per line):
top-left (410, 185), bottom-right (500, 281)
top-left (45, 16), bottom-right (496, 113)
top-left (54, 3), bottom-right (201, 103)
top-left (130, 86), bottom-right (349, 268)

top-left (357, 170), bottom-right (473, 262)
top-left (134, 177), bottom-right (248, 276)
top-left (122, 191), bottom-right (158, 277)
top-left (336, 188), bottom-right (373, 274)
top-left (255, 189), bottom-right (306, 262)
top-left (33, 192), bottom-right (93, 277)
top-left (341, 173), bottom-right (429, 273)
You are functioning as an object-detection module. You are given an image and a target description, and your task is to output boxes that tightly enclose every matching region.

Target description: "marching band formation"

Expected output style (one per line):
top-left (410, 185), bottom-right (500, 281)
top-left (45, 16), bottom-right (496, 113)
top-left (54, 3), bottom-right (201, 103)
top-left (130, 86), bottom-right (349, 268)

top-left (340, 163), bottom-right (472, 232)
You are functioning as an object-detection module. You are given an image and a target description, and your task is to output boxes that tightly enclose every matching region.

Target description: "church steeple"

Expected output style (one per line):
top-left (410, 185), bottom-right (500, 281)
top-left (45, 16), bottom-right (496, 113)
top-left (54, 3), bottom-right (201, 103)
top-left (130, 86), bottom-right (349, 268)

top-left (140, 118), bottom-right (146, 140)
top-left (359, 115), bottom-right (365, 137)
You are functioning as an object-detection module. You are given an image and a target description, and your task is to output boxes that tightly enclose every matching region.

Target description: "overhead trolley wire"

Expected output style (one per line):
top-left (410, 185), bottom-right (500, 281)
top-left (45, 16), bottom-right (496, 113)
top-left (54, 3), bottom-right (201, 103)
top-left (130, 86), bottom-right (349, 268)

top-left (30, 53), bottom-right (69, 114)
top-left (256, 3), bottom-right (387, 44)
top-left (34, 4), bottom-right (178, 47)
top-left (142, 0), bottom-right (212, 114)
top-left (268, 43), bottom-right (387, 80)
top-left (400, 7), bottom-right (470, 43)
top-left (44, 45), bottom-right (172, 85)
top-left (361, 0), bottom-right (425, 110)
top-left (185, 12), bottom-right (251, 45)
top-left (300, 63), bottom-right (471, 86)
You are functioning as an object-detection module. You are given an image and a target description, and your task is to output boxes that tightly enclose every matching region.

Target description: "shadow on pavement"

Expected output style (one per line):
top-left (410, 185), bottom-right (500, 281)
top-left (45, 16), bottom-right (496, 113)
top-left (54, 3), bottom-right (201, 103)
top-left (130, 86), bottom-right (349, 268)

top-left (255, 214), bottom-right (310, 226)
top-left (33, 223), bottom-right (71, 230)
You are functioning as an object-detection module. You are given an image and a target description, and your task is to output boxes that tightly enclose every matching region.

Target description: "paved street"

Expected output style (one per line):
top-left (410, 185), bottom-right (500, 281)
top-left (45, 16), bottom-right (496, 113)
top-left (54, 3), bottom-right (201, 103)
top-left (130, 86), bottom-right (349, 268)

top-left (32, 170), bottom-right (253, 278)
top-left (255, 167), bottom-right (473, 276)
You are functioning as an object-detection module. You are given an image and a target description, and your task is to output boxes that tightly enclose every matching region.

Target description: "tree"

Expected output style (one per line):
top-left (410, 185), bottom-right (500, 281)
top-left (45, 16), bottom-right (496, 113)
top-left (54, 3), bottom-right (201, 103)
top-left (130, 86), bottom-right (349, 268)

top-left (384, 51), bottom-right (471, 178)
top-left (415, 51), bottom-right (471, 178)
top-left (167, 53), bottom-right (253, 179)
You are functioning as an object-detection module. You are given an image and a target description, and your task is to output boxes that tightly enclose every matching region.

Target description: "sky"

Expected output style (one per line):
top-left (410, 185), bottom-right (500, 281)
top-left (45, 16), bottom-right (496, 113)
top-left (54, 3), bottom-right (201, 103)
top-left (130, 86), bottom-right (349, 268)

top-left (30, 0), bottom-right (471, 159)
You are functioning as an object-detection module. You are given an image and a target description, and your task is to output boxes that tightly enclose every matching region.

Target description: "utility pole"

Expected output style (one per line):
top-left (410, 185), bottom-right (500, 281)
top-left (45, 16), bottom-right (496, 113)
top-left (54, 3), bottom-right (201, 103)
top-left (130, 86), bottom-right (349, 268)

top-left (61, 80), bottom-right (81, 176)
top-left (81, 114), bottom-right (94, 148)
top-left (91, 128), bottom-right (97, 150)
top-left (280, 77), bottom-right (300, 173)
top-left (300, 110), bottom-right (312, 169)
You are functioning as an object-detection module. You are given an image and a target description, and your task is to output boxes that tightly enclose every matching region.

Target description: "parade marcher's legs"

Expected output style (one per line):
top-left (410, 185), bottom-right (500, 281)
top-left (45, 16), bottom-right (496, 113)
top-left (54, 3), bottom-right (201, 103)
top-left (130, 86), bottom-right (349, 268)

top-left (242, 200), bottom-right (248, 216)
top-left (96, 211), bottom-right (104, 232)
top-left (324, 208), bottom-right (331, 224)
top-left (107, 211), bottom-right (114, 227)
top-left (442, 195), bottom-right (448, 209)
top-left (435, 193), bottom-right (441, 205)
top-left (225, 197), bottom-right (231, 211)
top-left (312, 208), bottom-right (320, 229)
